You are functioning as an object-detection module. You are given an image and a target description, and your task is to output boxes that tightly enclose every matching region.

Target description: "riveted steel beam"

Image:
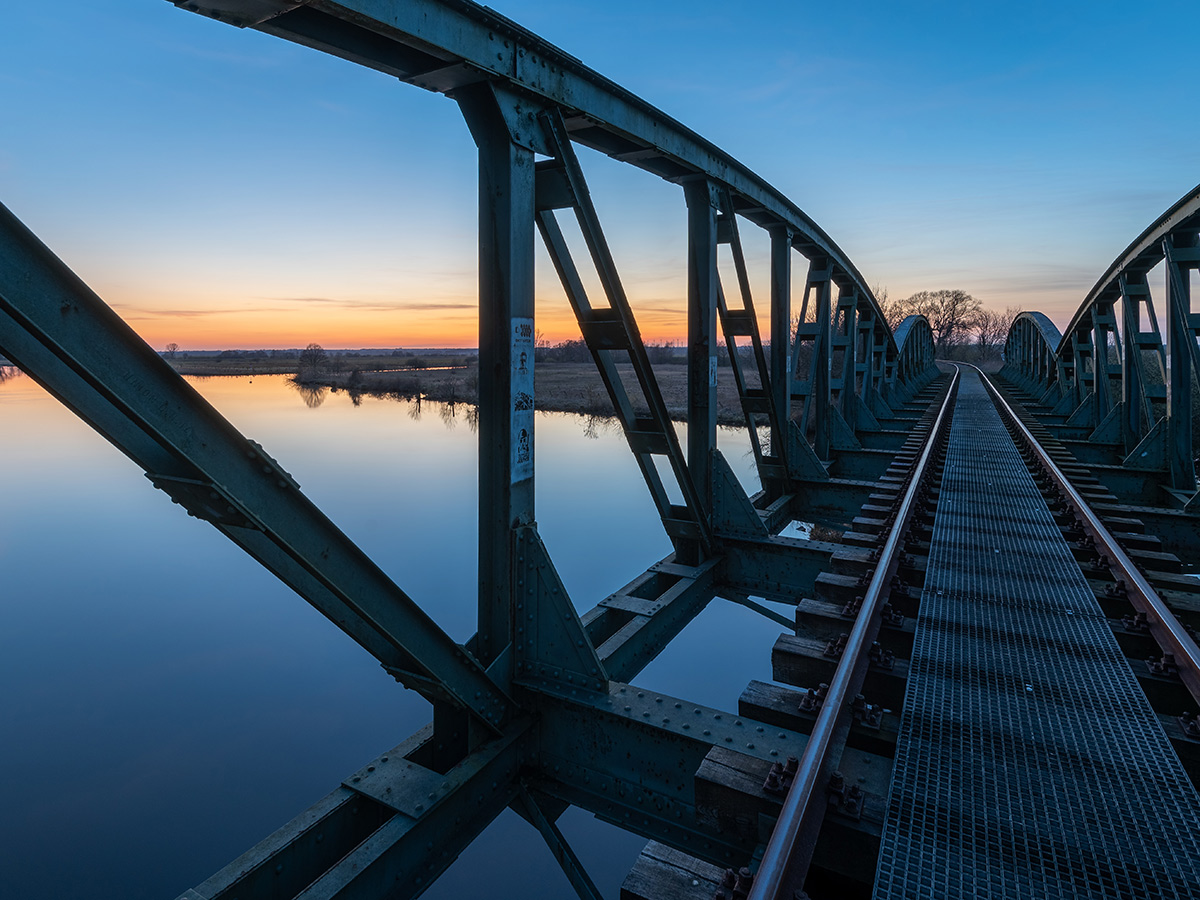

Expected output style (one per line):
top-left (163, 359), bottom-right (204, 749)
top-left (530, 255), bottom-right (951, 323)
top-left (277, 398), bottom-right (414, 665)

top-left (0, 7), bottom-right (971, 900)
top-left (715, 535), bottom-right (839, 603)
top-left (1004, 183), bottom-right (1200, 502)
top-left (1118, 272), bottom-right (1165, 452)
top-left (683, 176), bottom-right (720, 560)
top-left (530, 681), bottom-right (812, 867)
top-left (1165, 236), bottom-right (1200, 491)
top-left (769, 225), bottom-right (794, 496)
top-left (713, 188), bottom-right (788, 488)
top-left (457, 82), bottom-right (539, 683)
top-left (167, 0), bottom-right (895, 339)
top-left (534, 108), bottom-right (713, 555)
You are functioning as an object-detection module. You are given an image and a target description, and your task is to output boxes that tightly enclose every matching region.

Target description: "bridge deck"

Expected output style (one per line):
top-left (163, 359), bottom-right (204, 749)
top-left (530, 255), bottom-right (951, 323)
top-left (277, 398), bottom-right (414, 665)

top-left (873, 369), bottom-right (1200, 898)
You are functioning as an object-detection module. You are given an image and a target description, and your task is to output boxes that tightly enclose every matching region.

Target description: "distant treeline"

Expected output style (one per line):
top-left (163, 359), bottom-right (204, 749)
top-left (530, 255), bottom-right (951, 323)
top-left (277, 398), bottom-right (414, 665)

top-left (158, 342), bottom-right (786, 368)
top-left (161, 348), bottom-right (478, 359)
top-left (536, 339), bottom-right (685, 364)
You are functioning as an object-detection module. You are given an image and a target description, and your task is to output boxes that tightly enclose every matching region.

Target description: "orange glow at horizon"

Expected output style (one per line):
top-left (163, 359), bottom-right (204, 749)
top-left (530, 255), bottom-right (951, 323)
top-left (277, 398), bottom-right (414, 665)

top-left (108, 288), bottom-right (1069, 351)
top-left (114, 295), bottom-right (693, 350)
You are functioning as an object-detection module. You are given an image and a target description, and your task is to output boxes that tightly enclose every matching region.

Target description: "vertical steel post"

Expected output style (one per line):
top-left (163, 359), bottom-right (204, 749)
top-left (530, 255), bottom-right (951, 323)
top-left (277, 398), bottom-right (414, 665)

top-left (838, 292), bottom-right (858, 432)
top-left (1078, 330), bottom-right (1094, 415)
top-left (1031, 329), bottom-right (1039, 384)
top-left (813, 272), bottom-right (832, 459)
top-left (1167, 235), bottom-right (1196, 489)
top-left (1027, 326), bottom-right (1034, 383)
top-left (862, 312), bottom-right (879, 404)
top-left (1121, 276), bottom-right (1143, 451)
top-left (769, 225), bottom-right (792, 487)
top-left (1092, 304), bottom-right (1113, 421)
top-left (457, 85), bottom-right (536, 677)
top-left (683, 177), bottom-right (718, 558)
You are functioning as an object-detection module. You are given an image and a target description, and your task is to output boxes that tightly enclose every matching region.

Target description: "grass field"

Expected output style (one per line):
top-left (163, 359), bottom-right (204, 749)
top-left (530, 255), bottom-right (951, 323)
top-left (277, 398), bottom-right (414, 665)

top-left (295, 360), bottom-right (757, 426)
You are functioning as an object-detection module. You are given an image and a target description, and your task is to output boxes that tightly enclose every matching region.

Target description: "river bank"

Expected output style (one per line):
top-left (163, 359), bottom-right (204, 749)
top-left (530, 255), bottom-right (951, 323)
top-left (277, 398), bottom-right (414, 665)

top-left (292, 361), bottom-right (757, 426)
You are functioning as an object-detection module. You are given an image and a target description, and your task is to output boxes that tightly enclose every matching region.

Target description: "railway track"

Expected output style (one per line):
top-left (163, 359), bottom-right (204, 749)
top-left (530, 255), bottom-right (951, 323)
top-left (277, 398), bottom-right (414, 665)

top-left (985, 368), bottom-right (1200, 770)
top-left (622, 364), bottom-right (1200, 900)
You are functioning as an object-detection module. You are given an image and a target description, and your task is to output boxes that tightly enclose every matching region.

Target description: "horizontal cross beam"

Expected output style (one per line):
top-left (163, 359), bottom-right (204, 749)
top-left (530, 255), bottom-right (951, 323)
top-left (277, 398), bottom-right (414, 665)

top-left (528, 681), bottom-right (811, 866)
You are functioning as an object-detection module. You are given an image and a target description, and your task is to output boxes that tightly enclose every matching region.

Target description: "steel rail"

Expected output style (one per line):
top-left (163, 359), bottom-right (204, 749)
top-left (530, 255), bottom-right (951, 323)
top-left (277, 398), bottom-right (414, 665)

top-left (748, 365), bottom-right (960, 900)
top-left (975, 365), bottom-right (1200, 702)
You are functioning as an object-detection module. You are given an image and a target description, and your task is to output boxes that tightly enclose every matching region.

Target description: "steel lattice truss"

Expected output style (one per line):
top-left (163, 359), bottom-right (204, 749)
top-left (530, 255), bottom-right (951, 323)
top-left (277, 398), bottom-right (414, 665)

top-left (1003, 185), bottom-right (1200, 514)
top-left (0, 2), bottom-right (941, 898)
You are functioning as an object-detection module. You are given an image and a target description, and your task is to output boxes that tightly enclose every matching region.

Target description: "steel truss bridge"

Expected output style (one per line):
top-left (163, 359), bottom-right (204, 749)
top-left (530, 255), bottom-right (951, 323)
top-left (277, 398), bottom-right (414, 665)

top-left (4, 2), bottom-right (1200, 899)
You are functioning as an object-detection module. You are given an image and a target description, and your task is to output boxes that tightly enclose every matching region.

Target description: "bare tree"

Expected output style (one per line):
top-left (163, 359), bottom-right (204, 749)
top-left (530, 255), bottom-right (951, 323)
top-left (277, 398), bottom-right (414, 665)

top-left (298, 342), bottom-right (327, 380)
top-left (889, 289), bottom-right (983, 353)
top-left (974, 310), bottom-right (1003, 361)
top-left (165, 342), bottom-right (179, 358)
top-left (872, 284), bottom-right (909, 332)
top-left (974, 305), bottom-right (1021, 362)
top-left (1000, 305), bottom-right (1022, 349)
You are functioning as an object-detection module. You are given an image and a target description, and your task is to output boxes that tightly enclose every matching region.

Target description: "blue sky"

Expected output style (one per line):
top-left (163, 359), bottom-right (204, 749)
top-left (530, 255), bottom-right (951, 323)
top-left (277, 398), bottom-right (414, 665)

top-left (2, 0), bottom-right (1197, 347)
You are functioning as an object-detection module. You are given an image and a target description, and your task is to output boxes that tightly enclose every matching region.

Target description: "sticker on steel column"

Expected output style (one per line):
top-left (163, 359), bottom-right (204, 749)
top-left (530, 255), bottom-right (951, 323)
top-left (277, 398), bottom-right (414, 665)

top-left (511, 317), bottom-right (534, 483)
top-left (709, 355), bottom-right (717, 387)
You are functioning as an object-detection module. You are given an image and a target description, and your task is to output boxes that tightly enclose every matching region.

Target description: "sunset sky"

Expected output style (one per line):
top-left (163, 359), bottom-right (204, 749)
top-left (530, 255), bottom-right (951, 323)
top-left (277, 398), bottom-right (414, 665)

top-left (3, 1), bottom-right (1199, 349)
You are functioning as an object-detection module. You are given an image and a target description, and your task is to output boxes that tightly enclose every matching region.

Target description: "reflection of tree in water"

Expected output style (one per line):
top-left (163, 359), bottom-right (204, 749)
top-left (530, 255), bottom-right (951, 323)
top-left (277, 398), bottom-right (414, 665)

top-left (581, 412), bottom-right (620, 440)
top-left (413, 399), bottom-right (478, 433)
top-left (294, 383), bottom-right (329, 409)
top-left (0, 365), bottom-right (22, 384)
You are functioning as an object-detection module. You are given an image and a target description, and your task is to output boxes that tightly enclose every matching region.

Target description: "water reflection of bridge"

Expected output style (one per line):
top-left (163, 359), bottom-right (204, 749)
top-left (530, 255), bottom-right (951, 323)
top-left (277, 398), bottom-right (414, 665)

top-left (3, 2), bottom-right (1200, 898)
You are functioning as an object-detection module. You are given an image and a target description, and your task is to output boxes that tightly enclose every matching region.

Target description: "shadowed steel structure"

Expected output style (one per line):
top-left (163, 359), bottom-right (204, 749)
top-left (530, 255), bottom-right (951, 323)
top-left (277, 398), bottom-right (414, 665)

top-left (1003, 184), bottom-right (1200, 514)
top-left (0, 1), bottom-right (942, 898)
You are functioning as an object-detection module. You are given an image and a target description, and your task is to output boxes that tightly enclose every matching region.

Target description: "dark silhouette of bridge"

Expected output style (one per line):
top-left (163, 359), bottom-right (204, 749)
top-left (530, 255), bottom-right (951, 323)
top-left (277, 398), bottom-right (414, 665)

top-left (2, 2), bottom-right (1200, 898)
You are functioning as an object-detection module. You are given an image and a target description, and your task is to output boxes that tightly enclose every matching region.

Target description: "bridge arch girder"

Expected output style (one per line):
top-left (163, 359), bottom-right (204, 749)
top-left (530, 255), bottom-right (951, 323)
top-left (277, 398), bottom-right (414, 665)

top-left (1002, 182), bottom-right (1200, 502)
top-left (1, 4), bottom-right (952, 899)
top-left (165, 1), bottom-right (943, 485)
top-left (1002, 311), bottom-right (1064, 403)
top-left (892, 314), bottom-right (937, 397)
top-left (171, 0), bottom-right (898, 356)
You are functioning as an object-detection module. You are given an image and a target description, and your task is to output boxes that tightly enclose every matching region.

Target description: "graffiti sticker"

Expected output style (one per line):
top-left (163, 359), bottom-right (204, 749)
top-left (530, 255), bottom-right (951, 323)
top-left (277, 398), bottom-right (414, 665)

top-left (511, 317), bottom-right (534, 482)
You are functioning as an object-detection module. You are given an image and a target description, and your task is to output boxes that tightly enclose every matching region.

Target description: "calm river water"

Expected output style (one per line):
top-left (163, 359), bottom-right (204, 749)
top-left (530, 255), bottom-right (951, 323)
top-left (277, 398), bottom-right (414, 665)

top-left (0, 372), bottom-right (785, 900)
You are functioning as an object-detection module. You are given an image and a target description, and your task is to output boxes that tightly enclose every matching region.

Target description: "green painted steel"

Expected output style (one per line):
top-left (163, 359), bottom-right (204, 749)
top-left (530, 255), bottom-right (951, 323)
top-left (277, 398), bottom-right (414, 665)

top-left (1002, 184), bottom-right (1200, 504)
top-left (0, 3), bottom-right (946, 898)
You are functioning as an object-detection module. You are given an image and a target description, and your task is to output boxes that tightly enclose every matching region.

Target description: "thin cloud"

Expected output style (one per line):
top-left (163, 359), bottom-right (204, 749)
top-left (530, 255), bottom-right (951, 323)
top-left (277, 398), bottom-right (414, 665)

top-left (112, 305), bottom-right (235, 319)
top-left (270, 297), bottom-right (476, 312)
top-left (915, 262), bottom-right (1098, 297)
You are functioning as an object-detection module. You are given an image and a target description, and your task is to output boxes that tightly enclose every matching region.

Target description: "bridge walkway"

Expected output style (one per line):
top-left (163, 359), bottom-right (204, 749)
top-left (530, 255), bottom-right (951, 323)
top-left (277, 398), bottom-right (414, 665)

top-left (873, 368), bottom-right (1200, 898)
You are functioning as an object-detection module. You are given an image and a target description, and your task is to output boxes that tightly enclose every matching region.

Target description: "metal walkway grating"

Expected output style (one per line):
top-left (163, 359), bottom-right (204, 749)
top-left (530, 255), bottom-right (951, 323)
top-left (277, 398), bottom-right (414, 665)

top-left (873, 369), bottom-right (1200, 898)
